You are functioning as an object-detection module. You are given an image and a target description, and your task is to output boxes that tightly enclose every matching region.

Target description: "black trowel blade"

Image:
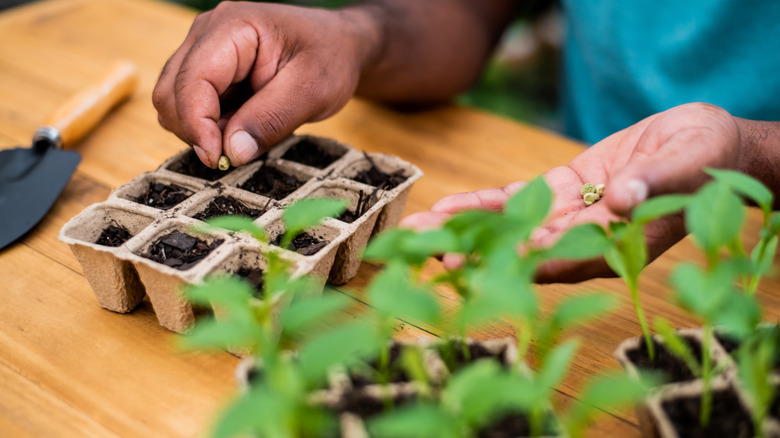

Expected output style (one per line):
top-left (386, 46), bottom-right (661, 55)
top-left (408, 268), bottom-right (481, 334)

top-left (0, 147), bottom-right (81, 250)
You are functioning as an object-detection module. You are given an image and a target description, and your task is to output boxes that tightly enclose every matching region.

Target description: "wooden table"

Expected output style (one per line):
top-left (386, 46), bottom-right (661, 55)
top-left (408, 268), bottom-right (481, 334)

top-left (2, 1), bottom-right (778, 437)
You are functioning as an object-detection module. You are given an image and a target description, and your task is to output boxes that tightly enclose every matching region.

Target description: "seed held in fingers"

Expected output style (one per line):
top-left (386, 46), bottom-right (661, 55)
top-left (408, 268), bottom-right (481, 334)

top-left (218, 155), bottom-right (231, 171)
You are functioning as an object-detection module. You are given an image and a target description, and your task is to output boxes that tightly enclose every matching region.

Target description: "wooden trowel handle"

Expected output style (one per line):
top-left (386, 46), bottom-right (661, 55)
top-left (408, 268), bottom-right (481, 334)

top-left (35, 61), bottom-right (139, 149)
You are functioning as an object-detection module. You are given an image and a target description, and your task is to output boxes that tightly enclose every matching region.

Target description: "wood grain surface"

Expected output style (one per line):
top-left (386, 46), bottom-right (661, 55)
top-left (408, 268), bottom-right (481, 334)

top-left (1, 1), bottom-right (777, 437)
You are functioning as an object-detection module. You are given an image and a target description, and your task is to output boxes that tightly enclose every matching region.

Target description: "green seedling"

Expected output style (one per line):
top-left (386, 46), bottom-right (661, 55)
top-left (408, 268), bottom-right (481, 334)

top-left (705, 168), bottom-right (780, 294)
top-left (603, 191), bottom-right (695, 362)
top-left (604, 220), bottom-right (654, 358)
top-left (369, 340), bottom-right (656, 438)
top-left (653, 317), bottom-right (701, 377)
top-left (736, 327), bottom-right (779, 438)
top-left (365, 260), bottom-right (442, 386)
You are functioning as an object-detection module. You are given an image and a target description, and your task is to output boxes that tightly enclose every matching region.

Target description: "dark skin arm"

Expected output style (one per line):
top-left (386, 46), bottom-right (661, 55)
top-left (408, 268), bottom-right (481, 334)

top-left (152, 0), bottom-right (516, 168)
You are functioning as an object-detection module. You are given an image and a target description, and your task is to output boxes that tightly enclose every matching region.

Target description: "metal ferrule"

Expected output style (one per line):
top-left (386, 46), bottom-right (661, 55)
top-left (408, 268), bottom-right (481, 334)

top-left (32, 125), bottom-right (63, 151)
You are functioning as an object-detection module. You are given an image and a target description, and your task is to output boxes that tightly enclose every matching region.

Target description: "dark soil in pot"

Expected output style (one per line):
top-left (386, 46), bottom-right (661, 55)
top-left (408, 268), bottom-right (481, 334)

top-left (625, 337), bottom-right (703, 384)
top-left (239, 166), bottom-right (305, 200)
top-left (438, 339), bottom-right (510, 373)
top-left (192, 195), bottom-right (267, 221)
top-left (235, 266), bottom-right (264, 297)
top-left (661, 388), bottom-right (753, 438)
top-left (281, 138), bottom-right (345, 169)
top-left (144, 230), bottom-right (223, 270)
top-left (336, 189), bottom-right (379, 224)
top-left (133, 182), bottom-right (193, 210)
top-left (95, 223), bottom-right (133, 247)
top-left (349, 153), bottom-right (407, 190)
top-left (168, 149), bottom-right (236, 181)
top-left (476, 410), bottom-right (557, 438)
top-left (348, 343), bottom-right (411, 388)
top-left (270, 232), bottom-right (328, 256)
top-left (334, 388), bottom-right (417, 419)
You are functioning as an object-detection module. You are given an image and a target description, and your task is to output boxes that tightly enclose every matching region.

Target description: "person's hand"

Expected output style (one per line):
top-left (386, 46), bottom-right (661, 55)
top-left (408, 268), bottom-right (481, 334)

top-left (401, 103), bottom-right (746, 282)
top-left (153, 2), bottom-right (378, 168)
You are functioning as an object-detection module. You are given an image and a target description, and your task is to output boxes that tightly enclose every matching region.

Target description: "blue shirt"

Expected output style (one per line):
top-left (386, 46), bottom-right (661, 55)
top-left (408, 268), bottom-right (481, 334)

top-left (561, 1), bottom-right (780, 144)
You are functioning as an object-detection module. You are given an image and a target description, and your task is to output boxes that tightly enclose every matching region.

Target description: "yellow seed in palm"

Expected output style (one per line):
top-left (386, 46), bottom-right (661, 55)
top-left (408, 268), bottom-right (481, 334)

top-left (581, 183), bottom-right (596, 195)
top-left (596, 184), bottom-right (605, 197)
top-left (583, 192), bottom-right (599, 206)
top-left (218, 155), bottom-right (231, 171)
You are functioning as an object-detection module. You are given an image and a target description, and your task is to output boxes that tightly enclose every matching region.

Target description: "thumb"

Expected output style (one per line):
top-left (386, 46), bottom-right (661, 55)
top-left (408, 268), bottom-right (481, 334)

top-left (605, 122), bottom-right (739, 217)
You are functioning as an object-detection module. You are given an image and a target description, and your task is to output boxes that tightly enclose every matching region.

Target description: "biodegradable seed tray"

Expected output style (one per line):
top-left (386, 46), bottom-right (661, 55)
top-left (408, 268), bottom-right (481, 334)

top-left (60, 135), bottom-right (422, 333)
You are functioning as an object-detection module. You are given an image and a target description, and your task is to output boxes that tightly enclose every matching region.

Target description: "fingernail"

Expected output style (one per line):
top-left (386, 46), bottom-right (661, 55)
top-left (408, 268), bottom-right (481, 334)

top-left (229, 130), bottom-right (258, 164)
top-left (192, 145), bottom-right (211, 167)
top-left (626, 179), bottom-right (648, 209)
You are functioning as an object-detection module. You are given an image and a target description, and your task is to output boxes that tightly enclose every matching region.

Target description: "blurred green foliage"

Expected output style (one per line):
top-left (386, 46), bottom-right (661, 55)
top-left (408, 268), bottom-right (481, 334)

top-left (167, 0), bottom-right (560, 130)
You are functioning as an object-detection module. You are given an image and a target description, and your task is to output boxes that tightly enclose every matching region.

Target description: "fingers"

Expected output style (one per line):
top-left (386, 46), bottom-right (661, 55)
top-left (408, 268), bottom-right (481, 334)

top-left (606, 104), bottom-right (740, 216)
top-left (153, 11), bottom-right (211, 162)
top-left (430, 184), bottom-right (526, 214)
top-left (221, 60), bottom-right (333, 166)
top-left (173, 21), bottom-right (269, 168)
top-left (399, 211), bottom-right (452, 230)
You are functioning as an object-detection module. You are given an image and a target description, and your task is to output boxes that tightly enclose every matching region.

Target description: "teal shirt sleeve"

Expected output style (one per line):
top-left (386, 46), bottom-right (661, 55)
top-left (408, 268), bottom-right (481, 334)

top-left (561, 0), bottom-right (780, 144)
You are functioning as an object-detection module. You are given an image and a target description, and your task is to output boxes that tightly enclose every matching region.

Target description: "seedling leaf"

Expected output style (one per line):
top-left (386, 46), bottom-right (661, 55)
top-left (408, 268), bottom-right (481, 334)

top-left (504, 176), bottom-right (552, 228)
top-left (686, 181), bottom-right (745, 253)
top-left (199, 216), bottom-right (267, 242)
top-left (706, 168), bottom-right (773, 214)
top-left (363, 228), bottom-right (417, 262)
top-left (368, 262), bottom-right (441, 325)
top-left (537, 339), bottom-right (578, 390)
top-left (179, 316), bottom-right (256, 352)
top-left (631, 194), bottom-right (690, 224)
top-left (298, 320), bottom-right (382, 384)
top-left (542, 223), bottom-right (610, 261)
top-left (369, 403), bottom-right (458, 438)
top-left (282, 197), bottom-right (348, 243)
top-left (281, 294), bottom-right (350, 334)
top-left (400, 229), bottom-right (460, 261)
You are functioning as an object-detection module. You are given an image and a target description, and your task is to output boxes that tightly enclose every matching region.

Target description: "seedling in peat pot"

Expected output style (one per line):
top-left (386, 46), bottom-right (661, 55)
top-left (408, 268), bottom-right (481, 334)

top-left (369, 341), bottom-right (655, 438)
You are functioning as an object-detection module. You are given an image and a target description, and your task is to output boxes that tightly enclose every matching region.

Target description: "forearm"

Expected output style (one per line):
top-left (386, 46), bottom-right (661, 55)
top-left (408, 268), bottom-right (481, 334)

top-left (344, 0), bottom-right (516, 103)
top-left (735, 118), bottom-right (780, 209)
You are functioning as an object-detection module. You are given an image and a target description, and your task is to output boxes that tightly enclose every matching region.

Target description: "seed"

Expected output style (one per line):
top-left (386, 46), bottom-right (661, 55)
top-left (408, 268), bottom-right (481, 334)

top-left (583, 192), bottom-right (599, 206)
top-left (596, 184), bottom-right (605, 197)
top-left (218, 155), bottom-right (231, 171)
top-left (581, 183), bottom-right (596, 195)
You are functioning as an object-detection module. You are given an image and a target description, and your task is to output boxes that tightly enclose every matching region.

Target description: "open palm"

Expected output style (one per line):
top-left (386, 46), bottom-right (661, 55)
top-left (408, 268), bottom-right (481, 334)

top-left (402, 103), bottom-right (745, 282)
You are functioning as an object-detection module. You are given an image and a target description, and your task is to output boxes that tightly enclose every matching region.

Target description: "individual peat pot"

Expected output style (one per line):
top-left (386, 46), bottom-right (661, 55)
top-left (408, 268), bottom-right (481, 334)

top-left (261, 210), bottom-right (346, 291)
top-left (436, 337), bottom-right (519, 374)
top-left (337, 153), bottom-right (422, 236)
top-left (614, 329), bottom-right (729, 438)
top-left (276, 135), bottom-right (350, 170)
top-left (307, 180), bottom-right (386, 285)
top-left (184, 186), bottom-right (275, 224)
top-left (159, 147), bottom-right (239, 182)
top-left (647, 379), bottom-right (756, 438)
top-left (328, 384), bottom-right (420, 438)
top-left (714, 324), bottom-right (780, 377)
top-left (59, 203), bottom-right (155, 313)
top-left (126, 218), bottom-right (234, 333)
top-left (235, 161), bottom-right (315, 202)
top-left (111, 172), bottom-right (203, 215)
top-left (330, 339), bottom-right (449, 392)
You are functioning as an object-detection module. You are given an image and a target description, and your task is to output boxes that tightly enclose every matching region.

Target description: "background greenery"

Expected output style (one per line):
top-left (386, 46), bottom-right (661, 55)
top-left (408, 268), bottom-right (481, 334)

top-left (167, 0), bottom-right (561, 132)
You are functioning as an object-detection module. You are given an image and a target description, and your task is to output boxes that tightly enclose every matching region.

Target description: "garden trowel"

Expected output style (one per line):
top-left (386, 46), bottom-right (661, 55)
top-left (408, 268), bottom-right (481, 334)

top-left (0, 61), bottom-right (138, 250)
